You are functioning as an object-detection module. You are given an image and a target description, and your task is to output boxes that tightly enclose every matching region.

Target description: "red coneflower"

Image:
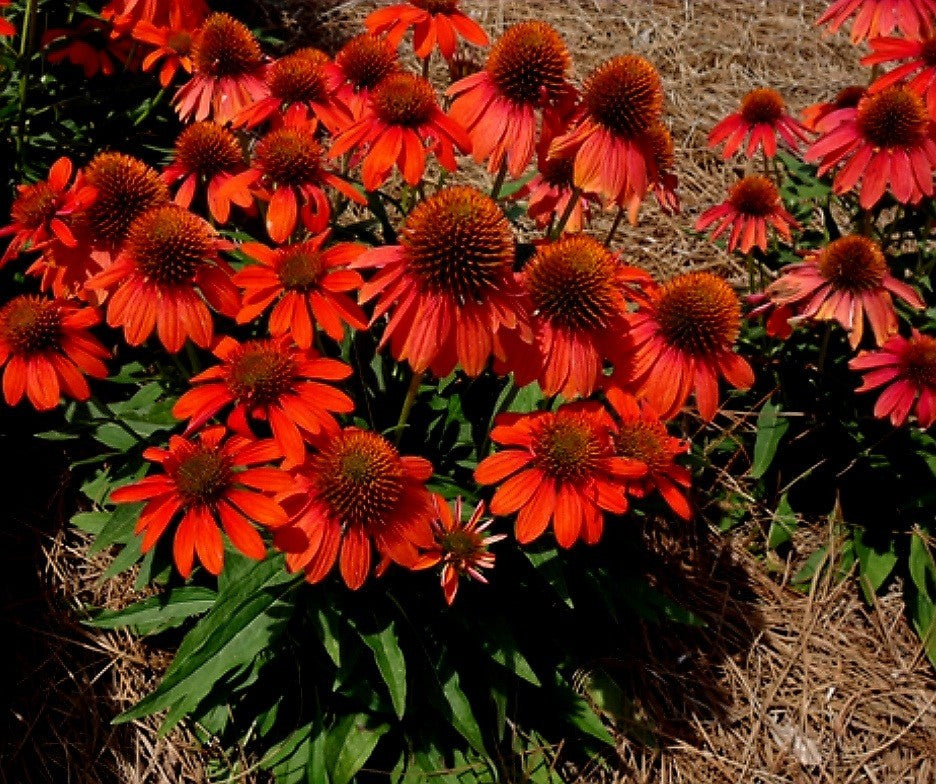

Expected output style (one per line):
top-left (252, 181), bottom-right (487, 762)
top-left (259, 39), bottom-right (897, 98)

top-left (805, 85), bottom-right (936, 208)
top-left (0, 295), bottom-right (109, 411)
top-left (110, 427), bottom-right (293, 578)
top-left (173, 336), bottom-right (353, 468)
top-left (0, 157), bottom-right (94, 268)
top-left (415, 496), bottom-right (504, 605)
top-left (43, 19), bottom-right (133, 78)
top-left (550, 54), bottom-right (665, 206)
top-left (234, 234), bottom-right (368, 348)
top-left (604, 386), bottom-right (692, 520)
top-left (235, 48), bottom-right (347, 131)
top-left (448, 21), bottom-right (574, 178)
top-left (275, 428), bottom-right (436, 589)
top-left (863, 33), bottom-right (936, 119)
top-left (102, 0), bottom-right (208, 33)
top-left (365, 0), bottom-right (489, 61)
top-left (475, 406), bottom-right (646, 547)
top-left (695, 175), bottom-right (799, 255)
top-left (173, 12), bottom-right (268, 125)
top-left (624, 271), bottom-right (754, 421)
top-left (708, 88), bottom-right (810, 160)
top-left (327, 33), bottom-right (400, 120)
top-left (230, 108), bottom-right (364, 243)
top-left (817, 0), bottom-right (936, 43)
top-left (765, 235), bottom-right (924, 349)
top-left (162, 121), bottom-right (250, 224)
top-left (132, 7), bottom-right (197, 88)
top-left (0, 0), bottom-right (15, 37)
top-left (850, 329), bottom-right (936, 427)
top-left (84, 204), bottom-right (238, 353)
top-left (504, 235), bottom-right (653, 398)
top-left (351, 186), bottom-right (528, 377)
top-left (630, 121), bottom-right (680, 222)
top-left (801, 85), bottom-right (866, 131)
top-left (330, 72), bottom-right (471, 191)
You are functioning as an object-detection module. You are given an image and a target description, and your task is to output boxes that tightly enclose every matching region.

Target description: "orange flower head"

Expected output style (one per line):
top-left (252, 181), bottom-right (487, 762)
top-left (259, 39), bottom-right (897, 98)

top-left (582, 54), bottom-right (664, 139)
top-left (486, 21), bottom-right (571, 106)
top-left (709, 87), bottom-right (810, 159)
top-left (82, 152), bottom-right (168, 246)
top-left (191, 12), bottom-right (262, 77)
top-left (334, 34), bottom-right (399, 93)
top-left (802, 85), bottom-right (866, 130)
top-left (364, 0), bottom-right (489, 61)
top-left (816, 235), bottom-right (887, 292)
top-left (817, 0), bottom-right (936, 43)
top-left (254, 127), bottom-right (327, 187)
top-left (899, 334), bottom-right (936, 386)
top-left (740, 88), bottom-right (786, 126)
top-left (0, 296), bottom-right (61, 356)
top-left (277, 244), bottom-right (325, 290)
top-left (372, 72), bottom-right (437, 127)
top-left (728, 175), bottom-right (779, 216)
top-left (269, 48), bottom-right (331, 105)
top-left (224, 340), bottom-right (297, 406)
top-left (533, 412), bottom-right (604, 482)
top-left (411, 0), bottom-right (460, 10)
top-left (126, 204), bottom-right (218, 285)
top-left (856, 87), bottom-right (928, 149)
top-left (173, 121), bottom-right (244, 179)
top-left (10, 182), bottom-right (58, 232)
top-left (173, 445), bottom-right (232, 505)
top-left (654, 272), bottom-right (741, 355)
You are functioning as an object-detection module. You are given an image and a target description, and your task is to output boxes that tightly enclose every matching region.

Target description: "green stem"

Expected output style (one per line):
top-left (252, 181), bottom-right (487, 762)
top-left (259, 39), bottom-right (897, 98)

top-left (816, 322), bottom-right (834, 375)
top-left (15, 0), bottom-right (40, 167)
top-left (604, 206), bottom-right (625, 247)
top-left (490, 161), bottom-right (508, 199)
top-left (90, 396), bottom-right (146, 445)
top-left (421, 55), bottom-right (430, 79)
top-left (133, 87), bottom-right (166, 127)
top-left (394, 370), bottom-right (425, 448)
top-left (550, 187), bottom-right (582, 239)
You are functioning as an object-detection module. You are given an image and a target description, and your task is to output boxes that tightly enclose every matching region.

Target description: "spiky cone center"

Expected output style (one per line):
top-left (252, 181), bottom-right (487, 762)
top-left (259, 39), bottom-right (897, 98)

top-left (0, 296), bottom-right (62, 354)
top-left (83, 153), bottom-right (168, 245)
top-left (739, 88), bottom-right (785, 125)
top-left (527, 235), bottom-right (621, 331)
top-left (533, 414), bottom-right (603, 482)
top-left (410, 0), bottom-right (460, 11)
top-left (901, 334), bottom-right (936, 386)
top-left (402, 187), bottom-right (514, 303)
top-left (226, 341), bottom-right (298, 406)
top-left (486, 21), bottom-right (570, 105)
top-left (857, 87), bottom-right (928, 148)
top-left (254, 128), bottom-right (325, 186)
top-left (167, 29), bottom-right (193, 55)
top-left (654, 271), bottom-right (741, 355)
top-left (269, 49), bottom-right (332, 104)
top-left (313, 430), bottom-right (405, 529)
top-left (372, 73), bottom-right (437, 127)
top-left (276, 243), bottom-right (325, 291)
top-left (728, 175), bottom-right (780, 217)
top-left (11, 182), bottom-right (58, 229)
top-left (175, 122), bottom-right (244, 178)
top-left (816, 236), bottom-right (887, 292)
top-left (192, 12), bottom-right (263, 77)
top-left (127, 205), bottom-right (217, 285)
top-left (336, 35), bottom-right (398, 92)
top-left (646, 122), bottom-right (675, 172)
top-left (172, 448), bottom-right (232, 505)
top-left (583, 54), bottom-right (664, 138)
top-left (440, 528), bottom-right (485, 558)
top-left (539, 153), bottom-right (574, 188)
top-left (613, 419), bottom-right (672, 474)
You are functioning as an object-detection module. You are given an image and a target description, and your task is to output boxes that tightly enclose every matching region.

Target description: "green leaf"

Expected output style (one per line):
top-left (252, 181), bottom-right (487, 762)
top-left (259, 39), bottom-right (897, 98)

top-left (263, 724), bottom-right (314, 784)
top-left (440, 669), bottom-right (488, 756)
top-left (525, 546), bottom-right (573, 609)
top-left (552, 673), bottom-right (613, 746)
top-left (476, 619), bottom-right (540, 686)
top-left (354, 617), bottom-right (407, 719)
top-left (115, 557), bottom-right (298, 731)
top-left (89, 502), bottom-right (143, 553)
top-left (89, 587), bottom-right (217, 635)
top-left (767, 494), bottom-right (798, 550)
top-left (854, 528), bottom-right (898, 603)
top-left (908, 532), bottom-right (936, 667)
top-left (325, 713), bottom-right (390, 784)
top-left (751, 401), bottom-right (789, 479)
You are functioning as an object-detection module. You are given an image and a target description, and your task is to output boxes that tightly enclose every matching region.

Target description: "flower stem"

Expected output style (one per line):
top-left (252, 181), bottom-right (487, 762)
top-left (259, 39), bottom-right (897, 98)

top-left (15, 0), bottom-right (40, 167)
top-left (604, 206), bottom-right (625, 247)
top-left (816, 321), bottom-right (833, 375)
top-left (490, 161), bottom-right (508, 199)
top-left (421, 55), bottom-right (430, 79)
top-left (550, 187), bottom-right (582, 239)
top-left (394, 370), bottom-right (425, 448)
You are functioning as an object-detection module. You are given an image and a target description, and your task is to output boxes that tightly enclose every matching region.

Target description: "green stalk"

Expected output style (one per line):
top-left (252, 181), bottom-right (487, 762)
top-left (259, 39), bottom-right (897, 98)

top-left (15, 0), bottom-right (40, 167)
top-left (90, 396), bottom-right (146, 445)
top-left (394, 370), bottom-right (424, 448)
top-left (604, 206), bottom-right (625, 247)
top-left (550, 187), bottom-right (582, 239)
top-left (490, 161), bottom-right (508, 200)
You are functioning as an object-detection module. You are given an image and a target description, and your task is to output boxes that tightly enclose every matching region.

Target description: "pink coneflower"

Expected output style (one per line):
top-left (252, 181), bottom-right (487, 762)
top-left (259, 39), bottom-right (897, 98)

top-left (708, 88), bottom-right (811, 159)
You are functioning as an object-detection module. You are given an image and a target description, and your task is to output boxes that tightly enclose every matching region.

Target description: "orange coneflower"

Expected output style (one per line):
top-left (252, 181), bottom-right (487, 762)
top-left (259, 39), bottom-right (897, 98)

top-left (604, 386), bottom-right (692, 520)
top-left (695, 175), bottom-right (799, 255)
top-left (503, 235), bottom-right (653, 399)
top-left (708, 88), bottom-right (811, 160)
top-left (42, 19), bottom-right (133, 78)
top-left (326, 33), bottom-right (400, 120)
top-left (0, 295), bottom-right (109, 411)
top-left (162, 121), bottom-right (251, 224)
top-left (234, 234), bottom-right (367, 348)
top-left (474, 406), bottom-right (646, 547)
top-left (275, 428), bottom-right (436, 589)
top-left (102, 0), bottom-right (207, 33)
top-left (448, 21), bottom-right (574, 178)
top-left (365, 0), bottom-right (489, 61)
top-left (802, 85), bottom-right (866, 131)
top-left (624, 271), bottom-right (754, 421)
top-left (863, 33), bottom-right (936, 119)
top-left (84, 204), bottom-right (238, 353)
top-left (415, 496), bottom-right (504, 605)
top-left (350, 186), bottom-right (528, 377)
top-left (132, 8), bottom-right (197, 88)
top-left (330, 72), bottom-right (470, 191)
top-left (550, 54), bottom-right (665, 206)
top-left (235, 48), bottom-right (347, 131)
top-left (173, 336), bottom-right (353, 468)
top-left (765, 235), bottom-right (924, 349)
top-left (0, 158), bottom-right (94, 268)
top-left (229, 108), bottom-right (364, 243)
top-left (633, 121), bottom-right (680, 221)
top-left (805, 85), bottom-right (936, 208)
top-left (850, 329), bottom-right (936, 427)
top-left (110, 427), bottom-right (293, 578)
top-left (817, 0), bottom-right (936, 43)
top-left (173, 12), bottom-right (268, 125)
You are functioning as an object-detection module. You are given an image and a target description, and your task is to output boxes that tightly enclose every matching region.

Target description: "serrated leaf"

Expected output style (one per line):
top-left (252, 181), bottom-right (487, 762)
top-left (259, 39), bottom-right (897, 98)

top-left (89, 587), bottom-right (217, 635)
top-left (751, 401), bottom-right (789, 479)
top-left (354, 617), bottom-right (407, 719)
